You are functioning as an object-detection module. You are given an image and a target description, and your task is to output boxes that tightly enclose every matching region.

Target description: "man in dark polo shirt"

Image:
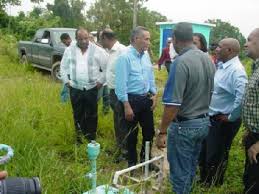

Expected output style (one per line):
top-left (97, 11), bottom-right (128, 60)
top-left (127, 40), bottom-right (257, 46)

top-left (156, 22), bottom-right (215, 194)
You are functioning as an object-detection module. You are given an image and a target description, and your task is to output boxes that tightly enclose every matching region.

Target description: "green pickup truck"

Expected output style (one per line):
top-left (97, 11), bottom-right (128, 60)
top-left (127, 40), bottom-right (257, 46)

top-left (18, 28), bottom-right (76, 81)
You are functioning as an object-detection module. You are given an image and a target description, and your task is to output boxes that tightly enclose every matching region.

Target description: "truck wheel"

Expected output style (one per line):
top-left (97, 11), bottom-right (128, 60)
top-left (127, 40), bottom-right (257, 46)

top-left (51, 61), bottom-right (62, 82)
top-left (20, 55), bottom-right (28, 64)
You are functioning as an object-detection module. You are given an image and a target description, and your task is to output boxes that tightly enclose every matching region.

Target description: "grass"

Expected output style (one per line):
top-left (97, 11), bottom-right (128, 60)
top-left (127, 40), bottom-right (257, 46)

top-left (0, 54), bottom-right (249, 194)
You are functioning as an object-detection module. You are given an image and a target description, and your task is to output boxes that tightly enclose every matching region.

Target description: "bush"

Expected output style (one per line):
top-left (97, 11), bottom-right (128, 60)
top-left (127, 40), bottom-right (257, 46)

top-left (0, 31), bottom-right (18, 62)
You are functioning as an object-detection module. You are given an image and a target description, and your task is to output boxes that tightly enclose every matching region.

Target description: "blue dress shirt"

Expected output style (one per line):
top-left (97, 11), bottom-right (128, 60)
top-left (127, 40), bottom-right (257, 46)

top-left (209, 56), bottom-right (248, 121)
top-left (115, 46), bottom-right (157, 102)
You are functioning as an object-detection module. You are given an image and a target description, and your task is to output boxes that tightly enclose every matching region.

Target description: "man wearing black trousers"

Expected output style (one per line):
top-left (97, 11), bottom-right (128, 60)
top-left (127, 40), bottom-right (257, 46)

top-left (61, 28), bottom-right (108, 142)
top-left (200, 38), bottom-right (247, 185)
top-left (115, 26), bottom-right (157, 167)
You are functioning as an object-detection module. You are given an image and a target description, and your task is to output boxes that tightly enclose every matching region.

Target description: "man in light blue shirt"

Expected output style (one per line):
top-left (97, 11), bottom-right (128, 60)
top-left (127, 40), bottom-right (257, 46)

top-left (200, 38), bottom-right (248, 185)
top-left (115, 26), bottom-right (157, 167)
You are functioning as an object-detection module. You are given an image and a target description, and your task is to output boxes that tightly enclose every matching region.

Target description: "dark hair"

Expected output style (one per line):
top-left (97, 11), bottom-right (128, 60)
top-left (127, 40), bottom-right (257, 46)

top-left (60, 33), bottom-right (70, 41)
top-left (173, 22), bottom-right (193, 41)
top-left (75, 28), bottom-right (88, 39)
top-left (130, 26), bottom-right (149, 43)
top-left (101, 29), bottom-right (116, 40)
top-left (209, 43), bottom-right (218, 51)
top-left (193, 33), bottom-right (208, 52)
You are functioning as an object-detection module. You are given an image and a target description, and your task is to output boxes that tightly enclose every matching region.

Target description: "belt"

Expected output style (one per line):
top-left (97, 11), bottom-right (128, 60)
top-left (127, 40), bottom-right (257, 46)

top-left (128, 93), bottom-right (153, 98)
top-left (173, 113), bottom-right (208, 122)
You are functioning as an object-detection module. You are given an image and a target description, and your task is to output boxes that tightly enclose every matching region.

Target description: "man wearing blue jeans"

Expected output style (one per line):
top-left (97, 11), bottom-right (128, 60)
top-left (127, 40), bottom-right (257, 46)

top-left (156, 22), bottom-right (215, 194)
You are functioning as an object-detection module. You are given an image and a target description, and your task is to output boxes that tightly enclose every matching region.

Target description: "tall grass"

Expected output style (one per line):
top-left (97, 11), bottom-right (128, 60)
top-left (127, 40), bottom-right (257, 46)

top-left (0, 53), bottom-right (250, 193)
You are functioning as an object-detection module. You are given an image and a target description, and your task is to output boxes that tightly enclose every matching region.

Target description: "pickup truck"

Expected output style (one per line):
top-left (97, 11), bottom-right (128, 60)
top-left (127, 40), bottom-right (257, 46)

top-left (18, 28), bottom-right (76, 81)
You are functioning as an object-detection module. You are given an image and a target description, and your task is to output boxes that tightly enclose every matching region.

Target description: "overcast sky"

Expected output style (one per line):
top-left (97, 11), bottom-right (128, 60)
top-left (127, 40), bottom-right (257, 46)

top-left (8, 0), bottom-right (259, 37)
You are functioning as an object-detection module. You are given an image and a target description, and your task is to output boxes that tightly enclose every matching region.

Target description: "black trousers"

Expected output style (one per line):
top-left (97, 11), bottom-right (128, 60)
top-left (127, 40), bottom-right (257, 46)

top-left (109, 89), bottom-right (128, 152)
top-left (70, 86), bottom-right (98, 141)
top-left (243, 131), bottom-right (259, 194)
top-left (123, 94), bottom-right (155, 166)
top-left (199, 116), bottom-right (241, 185)
top-left (165, 61), bottom-right (171, 73)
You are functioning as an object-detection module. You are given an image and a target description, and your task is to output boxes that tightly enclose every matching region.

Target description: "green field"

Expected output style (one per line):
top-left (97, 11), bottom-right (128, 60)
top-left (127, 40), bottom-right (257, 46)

top-left (0, 54), bottom-right (248, 194)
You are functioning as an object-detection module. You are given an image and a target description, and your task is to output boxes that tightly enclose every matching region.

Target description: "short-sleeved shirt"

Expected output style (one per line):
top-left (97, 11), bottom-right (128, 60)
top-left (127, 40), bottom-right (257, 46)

top-left (162, 46), bottom-right (216, 118)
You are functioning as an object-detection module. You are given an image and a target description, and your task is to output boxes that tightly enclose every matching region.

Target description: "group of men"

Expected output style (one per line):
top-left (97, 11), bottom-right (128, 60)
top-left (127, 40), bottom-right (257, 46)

top-left (0, 23), bottom-right (254, 193)
top-left (58, 23), bottom-right (259, 194)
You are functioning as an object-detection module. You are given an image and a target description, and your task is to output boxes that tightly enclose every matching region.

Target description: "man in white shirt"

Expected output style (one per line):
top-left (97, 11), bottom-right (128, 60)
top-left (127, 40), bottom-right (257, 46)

top-left (61, 28), bottom-right (108, 142)
top-left (99, 28), bottom-right (128, 162)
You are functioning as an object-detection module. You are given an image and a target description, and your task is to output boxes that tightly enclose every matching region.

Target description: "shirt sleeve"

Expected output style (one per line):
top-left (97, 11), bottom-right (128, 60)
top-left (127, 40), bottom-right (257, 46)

top-left (228, 69), bottom-right (248, 121)
top-left (115, 54), bottom-right (129, 102)
top-left (96, 48), bottom-right (108, 84)
top-left (147, 54), bottom-right (157, 95)
top-left (162, 59), bottom-right (187, 106)
top-left (158, 49), bottom-right (166, 65)
top-left (60, 47), bottom-right (70, 84)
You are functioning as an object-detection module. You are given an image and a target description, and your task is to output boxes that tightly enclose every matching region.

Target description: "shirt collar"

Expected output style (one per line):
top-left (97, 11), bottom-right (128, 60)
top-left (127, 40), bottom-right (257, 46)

top-left (221, 56), bottom-right (239, 69)
top-left (130, 46), bottom-right (145, 57)
top-left (109, 41), bottom-right (120, 52)
top-left (178, 45), bottom-right (196, 56)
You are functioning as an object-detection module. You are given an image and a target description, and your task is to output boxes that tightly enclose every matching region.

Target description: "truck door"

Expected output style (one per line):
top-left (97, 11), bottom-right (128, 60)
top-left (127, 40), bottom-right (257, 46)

top-left (38, 30), bottom-right (53, 69)
top-left (31, 29), bottom-right (44, 64)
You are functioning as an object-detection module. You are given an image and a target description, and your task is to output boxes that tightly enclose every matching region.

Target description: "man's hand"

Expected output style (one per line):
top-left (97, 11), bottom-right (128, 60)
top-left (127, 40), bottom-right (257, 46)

top-left (124, 102), bottom-right (134, 121)
top-left (96, 82), bottom-right (103, 89)
top-left (156, 133), bottom-right (167, 149)
top-left (215, 114), bottom-right (229, 122)
top-left (150, 94), bottom-right (157, 111)
top-left (65, 80), bottom-right (72, 88)
top-left (248, 141), bottom-right (259, 164)
top-left (0, 171), bottom-right (7, 180)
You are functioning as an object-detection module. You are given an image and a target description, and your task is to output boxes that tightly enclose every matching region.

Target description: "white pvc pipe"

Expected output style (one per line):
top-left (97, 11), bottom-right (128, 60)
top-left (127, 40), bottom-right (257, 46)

top-left (112, 155), bottom-right (164, 186)
top-left (144, 141), bottom-right (150, 178)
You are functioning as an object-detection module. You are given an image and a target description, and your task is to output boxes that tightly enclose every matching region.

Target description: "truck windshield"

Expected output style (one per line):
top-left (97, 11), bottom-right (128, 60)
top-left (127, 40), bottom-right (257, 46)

top-left (53, 30), bottom-right (76, 46)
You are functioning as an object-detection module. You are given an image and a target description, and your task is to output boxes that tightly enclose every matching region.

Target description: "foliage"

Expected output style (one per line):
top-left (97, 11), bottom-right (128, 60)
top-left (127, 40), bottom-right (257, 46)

top-left (0, 31), bottom-right (18, 61)
top-left (0, 0), bottom-right (42, 11)
top-left (1, 8), bottom-right (61, 41)
top-left (207, 19), bottom-right (246, 58)
top-left (0, 53), bottom-right (249, 193)
top-left (47, 0), bottom-right (86, 28)
top-left (87, 0), bottom-right (166, 60)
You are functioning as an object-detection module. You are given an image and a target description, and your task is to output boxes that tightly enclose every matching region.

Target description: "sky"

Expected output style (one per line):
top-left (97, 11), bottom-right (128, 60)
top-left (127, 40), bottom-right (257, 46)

top-left (8, 0), bottom-right (259, 37)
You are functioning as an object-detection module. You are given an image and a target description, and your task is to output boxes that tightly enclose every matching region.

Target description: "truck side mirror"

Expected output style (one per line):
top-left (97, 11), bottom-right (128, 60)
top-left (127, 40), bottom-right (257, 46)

top-left (41, 38), bottom-right (49, 44)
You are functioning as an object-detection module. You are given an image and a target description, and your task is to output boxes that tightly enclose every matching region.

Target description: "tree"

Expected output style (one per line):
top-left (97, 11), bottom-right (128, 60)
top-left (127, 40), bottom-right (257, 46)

top-left (208, 19), bottom-right (246, 47)
top-left (207, 19), bottom-right (246, 58)
top-left (47, 0), bottom-right (86, 28)
top-left (0, 0), bottom-right (43, 10)
top-left (87, 0), bottom-right (167, 53)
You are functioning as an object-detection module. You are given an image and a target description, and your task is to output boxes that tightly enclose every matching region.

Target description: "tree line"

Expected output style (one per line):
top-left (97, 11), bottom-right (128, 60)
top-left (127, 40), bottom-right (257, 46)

top-left (0, 0), bottom-right (246, 59)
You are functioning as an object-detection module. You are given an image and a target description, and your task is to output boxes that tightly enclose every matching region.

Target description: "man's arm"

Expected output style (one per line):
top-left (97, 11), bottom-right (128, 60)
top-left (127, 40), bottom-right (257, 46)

top-left (96, 47), bottom-right (109, 86)
top-left (156, 105), bottom-right (179, 148)
top-left (228, 70), bottom-right (248, 121)
top-left (60, 48), bottom-right (71, 85)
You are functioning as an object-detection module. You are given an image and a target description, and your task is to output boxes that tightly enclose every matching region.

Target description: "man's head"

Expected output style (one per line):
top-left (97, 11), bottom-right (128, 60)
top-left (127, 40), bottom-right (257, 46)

top-left (215, 38), bottom-right (240, 63)
top-left (166, 38), bottom-right (172, 47)
top-left (75, 28), bottom-right (89, 50)
top-left (130, 26), bottom-right (150, 53)
top-left (172, 22), bottom-right (193, 53)
top-left (60, 33), bottom-right (72, 47)
top-left (244, 28), bottom-right (259, 60)
top-left (100, 28), bottom-right (116, 49)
